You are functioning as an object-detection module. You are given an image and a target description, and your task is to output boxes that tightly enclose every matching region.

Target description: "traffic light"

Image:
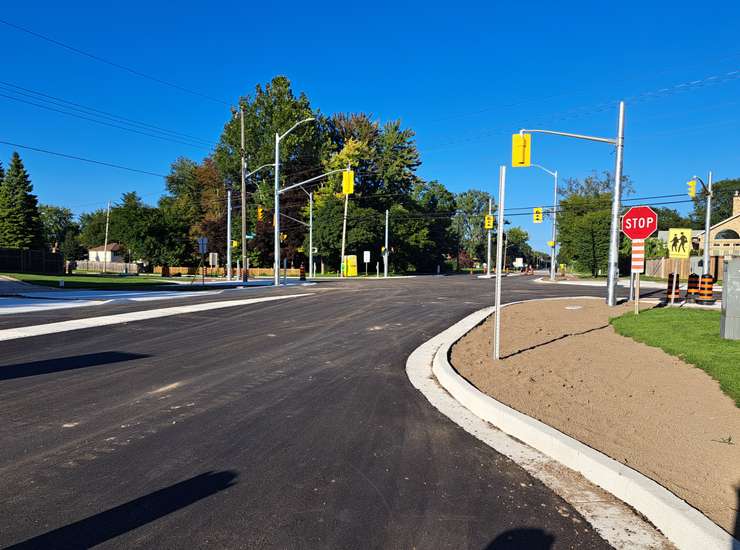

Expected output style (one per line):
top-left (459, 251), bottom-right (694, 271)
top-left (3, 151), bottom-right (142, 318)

top-left (533, 207), bottom-right (543, 223)
top-left (342, 170), bottom-right (355, 195)
top-left (280, 233), bottom-right (287, 242)
top-left (484, 215), bottom-right (494, 229)
top-left (687, 180), bottom-right (697, 198)
top-left (257, 206), bottom-right (264, 221)
top-left (511, 133), bottom-right (531, 167)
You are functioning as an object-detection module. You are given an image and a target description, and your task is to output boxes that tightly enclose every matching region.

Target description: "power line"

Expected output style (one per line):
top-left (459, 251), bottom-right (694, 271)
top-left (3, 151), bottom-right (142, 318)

top-left (0, 17), bottom-right (229, 106)
top-left (0, 80), bottom-right (215, 145)
top-left (0, 140), bottom-right (167, 178)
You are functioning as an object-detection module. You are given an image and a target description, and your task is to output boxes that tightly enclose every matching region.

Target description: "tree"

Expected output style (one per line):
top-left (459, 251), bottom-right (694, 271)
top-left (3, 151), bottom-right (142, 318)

top-left (505, 227), bottom-right (534, 265)
top-left (653, 207), bottom-right (693, 230)
top-left (691, 178), bottom-right (740, 226)
top-left (0, 152), bottom-right (43, 249)
top-left (39, 205), bottom-right (75, 251)
top-left (453, 189), bottom-right (492, 263)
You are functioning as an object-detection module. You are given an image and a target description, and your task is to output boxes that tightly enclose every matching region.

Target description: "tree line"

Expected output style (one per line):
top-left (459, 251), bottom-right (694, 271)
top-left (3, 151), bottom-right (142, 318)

top-left (1, 76), bottom-right (543, 273)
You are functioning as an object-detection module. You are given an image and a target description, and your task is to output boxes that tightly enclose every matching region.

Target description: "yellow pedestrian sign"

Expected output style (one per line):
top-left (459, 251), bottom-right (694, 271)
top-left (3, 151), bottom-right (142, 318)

top-left (667, 228), bottom-right (691, 258)
top-left (484, 215), bottom-right (494, 229)
top-left (533, 207), bottom-right (543, 224)
top-left (342, 170), bottom-right (355, 195)
top-left (511, 133), bottom-right (531, 167)
top-left (231, 240), bottom-right (238, 248)
top-left (547, 240), bottom-right (555, 247)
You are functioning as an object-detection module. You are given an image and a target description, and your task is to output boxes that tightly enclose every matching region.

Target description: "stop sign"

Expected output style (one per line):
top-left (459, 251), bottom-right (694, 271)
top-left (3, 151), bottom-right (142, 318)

top-left (621, 206), bottom-right (658, 240)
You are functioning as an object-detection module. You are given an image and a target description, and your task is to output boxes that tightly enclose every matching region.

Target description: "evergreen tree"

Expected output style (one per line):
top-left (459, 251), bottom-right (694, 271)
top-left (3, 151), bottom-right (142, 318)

top-left (0, 152), bottom-right (43, 248)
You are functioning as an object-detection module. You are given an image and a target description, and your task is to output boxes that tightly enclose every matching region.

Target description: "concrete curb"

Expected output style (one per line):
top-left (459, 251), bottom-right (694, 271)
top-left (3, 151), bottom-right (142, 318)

top-left (421, 299), bottom-right (738, 550)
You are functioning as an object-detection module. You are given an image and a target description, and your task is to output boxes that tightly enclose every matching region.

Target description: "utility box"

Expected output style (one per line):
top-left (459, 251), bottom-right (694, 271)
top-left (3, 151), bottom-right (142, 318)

top-left (720, 257), bottom-right (740, 340)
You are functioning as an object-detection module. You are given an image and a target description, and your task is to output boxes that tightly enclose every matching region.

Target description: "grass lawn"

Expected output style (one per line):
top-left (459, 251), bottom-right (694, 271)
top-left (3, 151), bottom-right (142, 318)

top-left (611, 308), bottom-right (740, 406)
top-left (1, 272), bottom-right (204, 291)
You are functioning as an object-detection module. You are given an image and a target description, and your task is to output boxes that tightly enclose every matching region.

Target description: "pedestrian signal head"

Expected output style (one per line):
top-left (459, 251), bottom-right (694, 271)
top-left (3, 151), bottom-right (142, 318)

top-left (257, 206), bottom-right (264, 221)
top-left (484, 215), bottom-right (494, 229)
top-left (533, 207), bottom-right (543, 223)
top-left (512, 133), bottom-right (531, 167)
top-left (687, 180), bottom-right (697, 198)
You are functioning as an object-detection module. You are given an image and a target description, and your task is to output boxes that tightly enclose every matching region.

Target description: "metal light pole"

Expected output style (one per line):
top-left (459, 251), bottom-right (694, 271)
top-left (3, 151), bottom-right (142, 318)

top-left (530, 165), bottom-right (558, 281)
top-left (103, 200), bottom-right (110, 275)
top-left (518, 100), bottom-right (626, 305)
top-left (486, 197), bottom-right (492, 276)
top-left (606, 101), bottom-right (626, 306)
top-left (225, 178), bottom-right (232, 280)
top-left (236, 106), bottom-right (248, 283)
top-left (339, 163), bottom-right (350, 277)
top-left (299, 186), bottom-right (314, 278)
top-left (692, 172), bottom-right (714, 276)
top-left (384, 209), bottom-right (389, 278)
top-left (273, 117), bottom-right (316, 286)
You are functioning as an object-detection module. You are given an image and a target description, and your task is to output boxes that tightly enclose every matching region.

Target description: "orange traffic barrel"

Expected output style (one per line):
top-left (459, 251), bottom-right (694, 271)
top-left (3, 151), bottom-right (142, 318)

top-left (299, 263), bottom-right (306, 281)
top-left (695, 274), bottom-right (715, 304)
top-left (666, 273), bottom-right (681, 301)
top-left (686, 273), bottom-right (700, 299)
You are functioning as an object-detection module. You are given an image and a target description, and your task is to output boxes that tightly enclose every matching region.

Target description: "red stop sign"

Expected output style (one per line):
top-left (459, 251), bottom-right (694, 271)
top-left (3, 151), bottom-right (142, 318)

top-left (621, 206), bottom-right (658, 240)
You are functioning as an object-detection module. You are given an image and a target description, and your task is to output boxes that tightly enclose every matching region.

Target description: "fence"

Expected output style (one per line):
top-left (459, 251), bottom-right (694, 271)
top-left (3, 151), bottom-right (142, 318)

top-left (644, 256), bottom-right (731, 282)
top-left (153, 266), bottom-right (301, 278)
top-left (74, 260), bottom-right (139, 274)
top-left (0, 248), bottom-right (64, 274)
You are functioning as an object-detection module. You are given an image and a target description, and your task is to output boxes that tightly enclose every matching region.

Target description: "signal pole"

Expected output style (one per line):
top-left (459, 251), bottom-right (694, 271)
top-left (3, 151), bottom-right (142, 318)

top-left (226, 178), bottom-right (232, 280)
top-left (340, 163), bottom-right (350, 277)
top-left (384, 209), bottom-right (389, 278)
top-left (103, 200), bottom-right (110, 275)
top-left (606, 101), bottom-right (626, 306)
top-left (493, 166), bottom-right (506, 361)
top-left (703, 171), bottom-right (713, 276)
top-left (486, 197), bottom-right (492, 276)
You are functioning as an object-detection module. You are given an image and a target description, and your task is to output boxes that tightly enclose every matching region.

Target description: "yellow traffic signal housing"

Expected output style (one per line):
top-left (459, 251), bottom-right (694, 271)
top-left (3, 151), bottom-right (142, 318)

top-left (342, 170), bottom-right (355, 195)
top-left (512, 133), bottom-right (531, 167)
top-left (687, 180), bottom-right (697, 198)
top-left (484, 215), bottom-right (495, 229)
top-left (533, 207), bottom-right (543, 223)
top-left (257, 206), bottom-right (264, 221)
top-left (280, 232), bottom-right (287, 242)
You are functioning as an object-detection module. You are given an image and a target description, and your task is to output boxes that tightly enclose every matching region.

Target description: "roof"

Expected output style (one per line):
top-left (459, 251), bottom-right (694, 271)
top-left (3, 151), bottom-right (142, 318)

top-left (694, 212), bottom-right (740, 236)
top-left (88, 243), bottom-right (122, 252)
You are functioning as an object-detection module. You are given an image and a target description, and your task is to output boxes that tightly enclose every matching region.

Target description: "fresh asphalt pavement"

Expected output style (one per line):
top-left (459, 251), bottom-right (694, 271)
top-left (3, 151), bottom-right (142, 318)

top-left (0, 275), bottom-right (635, 549)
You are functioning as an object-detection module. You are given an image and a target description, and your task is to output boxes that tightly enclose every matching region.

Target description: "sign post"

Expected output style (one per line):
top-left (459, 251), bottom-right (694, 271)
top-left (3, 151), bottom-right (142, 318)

top-left (667, 227), bottom-right (691, 306)
top-left (363, 250), bottom-right (370, 277)
top-left (621, 207), bottom-right (658, 314)
top-left (197, 236), bottom-right (208, 286)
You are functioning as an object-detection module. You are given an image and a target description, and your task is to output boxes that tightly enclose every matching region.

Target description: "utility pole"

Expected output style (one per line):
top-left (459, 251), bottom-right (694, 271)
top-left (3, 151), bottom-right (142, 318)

top-left (703, 171), bottom-right (713, 277)
top-left (384, 209), bottom-right (389, 278)
top-left (226, 179), bottom-right (232, 280)
top-left (493, 166), bottom-right (506, 361)
top-left (339, 163), bottom-right (350, 277)
top-left (103, 200), bottom-right (110, 275)
top-left (486, 196), bottom-right (492, 276)
top-left (239, 105), bottom-right (248, 283)
top-left (309, 191), bottom-right (314, 278)
top-left (606, 101), bottom-right (626, 306)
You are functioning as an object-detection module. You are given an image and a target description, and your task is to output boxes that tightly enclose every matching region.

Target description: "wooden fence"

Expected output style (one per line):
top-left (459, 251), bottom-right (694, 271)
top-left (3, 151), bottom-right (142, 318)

top-left (0, 248), bottom-right (64, 274)
top-left (153, 266), bottom-right (301, 277)
top-left (74, 260), bottom-right (139, 274)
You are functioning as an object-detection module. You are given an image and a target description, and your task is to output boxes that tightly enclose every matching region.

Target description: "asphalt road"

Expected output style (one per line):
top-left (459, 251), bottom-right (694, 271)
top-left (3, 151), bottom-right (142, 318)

top-left (0, 275), bottom-right (630, 549)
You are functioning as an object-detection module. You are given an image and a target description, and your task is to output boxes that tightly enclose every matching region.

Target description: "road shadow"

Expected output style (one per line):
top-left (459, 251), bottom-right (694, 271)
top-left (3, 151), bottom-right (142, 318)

top-left (0, 351), bottom-right (150, 381)
top-left (484, 528), bottom-right (555, 549)
top-left (6, 470), bottom-right (238, 549)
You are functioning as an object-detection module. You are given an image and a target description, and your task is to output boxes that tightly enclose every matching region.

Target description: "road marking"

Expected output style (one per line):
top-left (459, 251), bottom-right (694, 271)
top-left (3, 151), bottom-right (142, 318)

top-left (0, 293), bottom-right (312, 342)
top-left (149, 382), bottom-right (182, 394)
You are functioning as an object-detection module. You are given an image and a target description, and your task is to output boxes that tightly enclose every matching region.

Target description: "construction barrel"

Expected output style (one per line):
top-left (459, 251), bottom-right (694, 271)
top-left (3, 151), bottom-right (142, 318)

top-left (299, 263), bottom-right (306, 281)
top-left (686, 273), bottom-right (700, 300)
top-left (666, 273), bottom-right (681, 301)
top-left (695, 274), bottom-right (715, 305)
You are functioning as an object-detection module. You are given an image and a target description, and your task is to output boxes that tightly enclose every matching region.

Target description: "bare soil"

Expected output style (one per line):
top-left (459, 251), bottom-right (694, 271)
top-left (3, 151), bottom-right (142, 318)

top-left (450, 297), bottom-right (740, 534)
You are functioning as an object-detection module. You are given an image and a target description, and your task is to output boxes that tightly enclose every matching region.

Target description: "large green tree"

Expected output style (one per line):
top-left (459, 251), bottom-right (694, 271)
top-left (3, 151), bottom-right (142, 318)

top-left (691, 178), bottom-right (740, 226)
top-left (39, 204), bottom-right (76, 251)
top-left (0, 152), bottom-right (43, 249)
top-left (452, 189), bottom-right (492, 263)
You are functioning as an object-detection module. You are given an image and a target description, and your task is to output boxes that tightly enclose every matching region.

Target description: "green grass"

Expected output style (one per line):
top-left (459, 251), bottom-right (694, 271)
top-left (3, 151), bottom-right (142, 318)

top-left (611, 308), bottom-right (740, 406)
top-left (2, 272), bottom-right (193, 291)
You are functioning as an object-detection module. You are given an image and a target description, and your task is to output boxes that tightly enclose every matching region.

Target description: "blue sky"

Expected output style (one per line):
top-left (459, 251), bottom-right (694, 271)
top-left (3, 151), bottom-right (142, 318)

top-left (1, 1), bottom-right (739, 249)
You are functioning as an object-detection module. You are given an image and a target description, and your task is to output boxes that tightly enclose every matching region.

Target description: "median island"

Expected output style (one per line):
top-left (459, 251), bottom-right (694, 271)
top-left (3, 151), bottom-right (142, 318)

top-left (450, 297), bottom-right (740, 534)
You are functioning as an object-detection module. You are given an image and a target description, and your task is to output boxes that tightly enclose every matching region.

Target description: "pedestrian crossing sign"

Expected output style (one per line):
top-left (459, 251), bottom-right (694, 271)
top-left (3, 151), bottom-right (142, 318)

top-left (667, 228), bottom-right (691, 259)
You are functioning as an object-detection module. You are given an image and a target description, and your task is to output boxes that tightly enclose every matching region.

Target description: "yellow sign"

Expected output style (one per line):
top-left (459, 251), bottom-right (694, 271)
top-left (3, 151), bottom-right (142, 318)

top-left (280, 232), bottom-right (287, 243)
top-left (257, 206), bottom-right (264, 221)
top-left (231, 240), bottom-right (238, 248)
top-left (342, 170), bottom-right (355, 195)
top-left (533, 207), bottom-right (543, 223)
top-left (511, 133), bottom-right (531, 167)
top-left (342, 255), bottom-right (358, 276)
top-left (484, 215), bottom-right (494, 229)
top-left (547, 240), bottom-right (555, 247)
top-left (667, 227), bottom-right (691, 258)
top-left (687, 180), bottom-right (697, 198)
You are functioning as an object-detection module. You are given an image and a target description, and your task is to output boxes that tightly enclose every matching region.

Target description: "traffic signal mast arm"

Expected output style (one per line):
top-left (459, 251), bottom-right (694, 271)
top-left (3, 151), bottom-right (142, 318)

top-left (244, 163), bottom-right (275, 179)
top-left (518, 128), bottom-right (617, 145)
top-left (689, 175), bottom-right (712, 197)
top-left (279, 168), bottom-right (349, 195)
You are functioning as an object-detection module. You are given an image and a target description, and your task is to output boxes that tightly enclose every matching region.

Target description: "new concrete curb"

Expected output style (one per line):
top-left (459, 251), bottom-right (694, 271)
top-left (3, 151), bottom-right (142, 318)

top-left (426, 299), bottom-right (738, 550)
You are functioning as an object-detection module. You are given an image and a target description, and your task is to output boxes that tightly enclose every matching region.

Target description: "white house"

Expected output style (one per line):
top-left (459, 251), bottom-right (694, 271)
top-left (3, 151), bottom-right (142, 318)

top-left (88, 243), bottom-right (124, 263)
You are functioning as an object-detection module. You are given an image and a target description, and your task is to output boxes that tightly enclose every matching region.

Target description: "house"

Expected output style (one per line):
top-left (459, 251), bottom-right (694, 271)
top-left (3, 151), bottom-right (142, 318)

top-left (88, 243), bottom-right (124, 263)
top-left (695, 191), bottom-right (740, 259)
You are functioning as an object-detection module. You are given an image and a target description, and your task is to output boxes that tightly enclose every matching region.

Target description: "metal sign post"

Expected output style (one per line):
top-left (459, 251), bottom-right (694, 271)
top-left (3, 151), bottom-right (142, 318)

top-left (493, 165), bottom-right (506, 362)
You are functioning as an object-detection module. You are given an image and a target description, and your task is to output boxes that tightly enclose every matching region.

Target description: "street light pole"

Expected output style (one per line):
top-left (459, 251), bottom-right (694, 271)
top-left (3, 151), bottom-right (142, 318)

top-left (239, 106), bottom-right (248, 283)
top-left (530, 164), bottom-right (559, 281)
top-left (273, 118), bottom-right (316, 286)
top-left (384, 209), bottom-right (389, 278)
top-left (606, 101), bottom-right (626, 306)
top-left (225, 178), bottom-right (232, 280)
top-left (486, 196), bottom-right (492, 276)
top-left (339, 163), bottom-right (350, 277)
top-left (704, 171), bottom-right (713, 276)
top-left (493, 165), bottom-right (506, 361)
